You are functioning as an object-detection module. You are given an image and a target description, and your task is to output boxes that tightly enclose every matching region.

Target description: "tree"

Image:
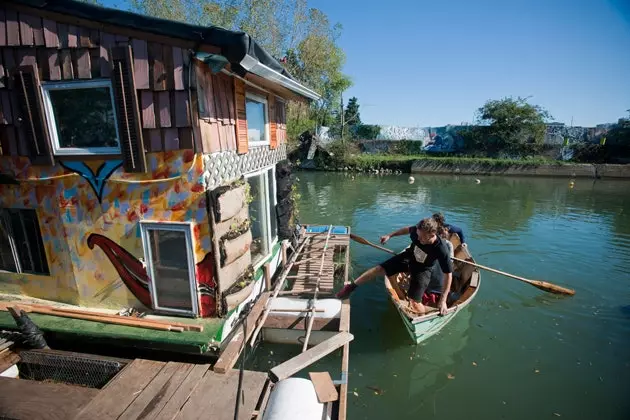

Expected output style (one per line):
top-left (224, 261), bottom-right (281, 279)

top-left (130, 0), bottom-right (351, 142)
top-left (344, 97), bottom-right (361, 127)
top-left (356, 124), bottom-right (381, 140)
top-left (463, 96), bottom-right (552, 155)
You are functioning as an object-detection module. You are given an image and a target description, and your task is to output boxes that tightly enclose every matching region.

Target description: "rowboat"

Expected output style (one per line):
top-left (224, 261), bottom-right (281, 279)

top-left (383, 234), bottom-right (481, 344)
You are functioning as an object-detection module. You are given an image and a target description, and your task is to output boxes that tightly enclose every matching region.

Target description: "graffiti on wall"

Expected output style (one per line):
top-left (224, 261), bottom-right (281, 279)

top-left (0, 150), bottom-right (217, 316)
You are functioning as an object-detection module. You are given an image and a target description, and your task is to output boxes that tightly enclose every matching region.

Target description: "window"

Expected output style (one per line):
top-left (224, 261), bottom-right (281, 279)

top-left (41, 80), bottom-right (121, 156)
top-left (246, 166), bottom-right (278, 266)
top-left (245, 93), bottom-right (269, 145)
top-left (0, 209), bottom-right (49, 275)
top-left (140, 222), bottom-right (198, 316)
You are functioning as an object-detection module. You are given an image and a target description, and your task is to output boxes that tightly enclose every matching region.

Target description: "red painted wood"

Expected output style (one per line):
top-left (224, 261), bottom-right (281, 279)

top-left (132, 39), bottom-right (149, 90)
top-left (67, 24), bottom-right (78, 47)
top-left (6, 10), bottom-right (20, 46)
top-left (172, 46), bottom-right (184, 90)
top-left (75, 48), bottom-right (91, 79)
top-left (42, 19), bottom-right (59, 47)
top-left (19, 13), bottom-right (34, 46)
top-left (17, 49), bottom-right (37, 70)
top-left (78, 26), bottom-right (91, 48)
top-left (47, 50), bottom-right (61, 81)
top-left (141, 90), bottom-right (156, 129)
top-left (163, 128), bottom-right (179, 150)
top-left (162, 44), bottom-right (174, 90)
top-left (148, 42), bottom-right (166, 91)
top-left (0, 57), bottom-right (4, 89)
top-left (157, 91), bottom-right (171, 128)
top-left (0, 9), bottom-right (6, 46)
top-left (174, 91), bottom-right (190, 128)
top-left (29, 15), bottom-right (44, 46)
top-left (204, 71), bottom-right (217, 121)
top-left (0, 90), bottom-right (13, 124)
top-left (100, 32), bottom-right (114, 77)
top-left (60, 49), bottom-right (73, 79)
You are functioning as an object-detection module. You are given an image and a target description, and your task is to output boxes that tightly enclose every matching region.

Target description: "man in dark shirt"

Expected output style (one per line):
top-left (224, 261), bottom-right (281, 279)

top-left (336, 217), bottom-right (453, 315)
top-left (432, 212), bottom-right (466, 246)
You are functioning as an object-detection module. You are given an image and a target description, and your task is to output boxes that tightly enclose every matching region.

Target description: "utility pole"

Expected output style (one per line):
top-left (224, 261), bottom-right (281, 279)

top-left (340, 93), bottom-right (344, 145)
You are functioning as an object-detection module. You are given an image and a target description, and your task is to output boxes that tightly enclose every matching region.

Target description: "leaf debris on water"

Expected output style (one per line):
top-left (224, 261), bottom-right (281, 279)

top-left (534, 369), bottom-right (540, 374)
top-left (554, 413), bottom-right (561, 417)
top-left (472, 362), bottom-right (477, 366)
top-left (447, 373), bottom-right (455, 379)
top-left (353, 391), bottom-right (359, 397)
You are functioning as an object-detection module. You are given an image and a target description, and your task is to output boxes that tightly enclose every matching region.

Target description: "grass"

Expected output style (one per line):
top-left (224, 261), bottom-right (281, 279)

top-left (340, 154), bottom-right (567, 171)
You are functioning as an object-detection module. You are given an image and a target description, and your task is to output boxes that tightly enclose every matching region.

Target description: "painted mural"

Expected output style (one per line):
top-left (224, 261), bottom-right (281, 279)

top-left (0, 150), bottom-right (217, 317)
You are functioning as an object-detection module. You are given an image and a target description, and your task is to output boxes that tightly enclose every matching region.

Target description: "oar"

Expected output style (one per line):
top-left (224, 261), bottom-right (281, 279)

top-left (349, 233), bottom-right (575, 296)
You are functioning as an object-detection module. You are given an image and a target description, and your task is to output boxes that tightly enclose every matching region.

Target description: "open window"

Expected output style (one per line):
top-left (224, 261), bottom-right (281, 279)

top-left (140, 222), bottom-right (198, 316)
top-left (246, 166), bottom-right (278, 267)
top-left (0, 209), bottom-right (49, 275)
top-left (41, 80), bottom-right (121, 156)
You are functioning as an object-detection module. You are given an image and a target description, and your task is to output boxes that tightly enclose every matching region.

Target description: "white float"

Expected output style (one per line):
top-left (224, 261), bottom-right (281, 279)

top-left (262, 377), bottom-right (331, 420)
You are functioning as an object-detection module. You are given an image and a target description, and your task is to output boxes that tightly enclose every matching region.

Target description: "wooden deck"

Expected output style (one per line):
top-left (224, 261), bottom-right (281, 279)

top-left (0, 359), bottom-right (269, 420)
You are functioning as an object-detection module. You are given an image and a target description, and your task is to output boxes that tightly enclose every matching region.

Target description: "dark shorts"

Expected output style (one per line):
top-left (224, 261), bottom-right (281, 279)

top-left (380, 252), bottom-right (434, 302)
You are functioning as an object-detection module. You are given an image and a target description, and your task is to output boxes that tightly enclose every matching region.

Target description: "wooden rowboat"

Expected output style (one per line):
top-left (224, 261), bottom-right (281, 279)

top-left (383, 234), bottom-right (481, 344)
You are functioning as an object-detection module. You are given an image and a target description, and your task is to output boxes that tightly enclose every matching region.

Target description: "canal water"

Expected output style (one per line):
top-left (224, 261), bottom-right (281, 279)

top-left (253, 171), bottom-right (630, 420)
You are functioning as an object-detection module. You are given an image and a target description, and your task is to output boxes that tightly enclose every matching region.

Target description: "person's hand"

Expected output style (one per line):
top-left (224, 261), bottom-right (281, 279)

top-left (380, 235), bottom-right (390, 244)
top-left (439, 301), bottom-right (448, 316)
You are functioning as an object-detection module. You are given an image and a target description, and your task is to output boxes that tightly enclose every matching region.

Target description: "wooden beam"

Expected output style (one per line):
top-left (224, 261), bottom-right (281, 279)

top-left (213, 292), bottom-right (270, 374)
top-left (263, 314), bottom-right (339, 331)
top-left (269, 332), bottom-right (354, 383)
top-left (309, 372), bottom-right (338, 403)
top-left (263, 262), bottom-right (271, 291)
top-left (338, 302), bottom-right (351, 420)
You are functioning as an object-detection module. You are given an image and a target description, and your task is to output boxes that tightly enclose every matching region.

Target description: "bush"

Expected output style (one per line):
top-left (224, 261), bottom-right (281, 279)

top-left (389, 140), bottom-right (424, 155)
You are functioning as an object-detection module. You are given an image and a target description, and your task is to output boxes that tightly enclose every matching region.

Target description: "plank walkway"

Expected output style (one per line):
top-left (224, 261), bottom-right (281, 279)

top-left (69, 359), bottom-right (268, 420)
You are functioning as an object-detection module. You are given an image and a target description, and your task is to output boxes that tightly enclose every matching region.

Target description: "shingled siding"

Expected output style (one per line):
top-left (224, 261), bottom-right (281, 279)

top-left (0, 5), bottom-right (193, 158)
top-left (194, 60), bottom-right (288, 155)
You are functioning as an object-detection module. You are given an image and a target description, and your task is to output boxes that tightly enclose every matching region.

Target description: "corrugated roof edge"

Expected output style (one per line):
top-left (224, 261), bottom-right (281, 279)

top-left (11, 0), bottom-right (320, 100)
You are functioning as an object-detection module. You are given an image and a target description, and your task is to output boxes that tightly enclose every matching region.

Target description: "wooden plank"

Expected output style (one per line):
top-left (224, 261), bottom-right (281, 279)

top-left (178, 127), bottom-right (193, 149)
top-left (17, 48), bottom-right (36, 69)
top-left (132, 38), bottom-right (150, 89)
top-left (146, 128), bottom-right (163, 152)
top-left (162, 44), bottom-right (174, 90)
top-left (0, 377), bottom-right (99, 420)
top-left (157, 90), bottom-right (171, 127)
top-left (149, 41), bottom-right (166, 91)
top-left (163, 128), bottom-right (179, 151)
top-left (6, 10), bottom-right (20, 46)
top-left (0, 125), bottom-right (18, 155)
top-left (57, 23), bottom-right (68, 47)
top-left (172, 46), bottom-right (184, 90)
top-left (75, 48), bottom-right (91, 79)
top-left (0, 9), bottom-right (6, 46)
top-left (175, 370), bottom-right (268, 420)
top-left (269, 332), bottom-right (354, 382)
top-left (153, 364), bottom-right (209, 420)
top-left (263, 314), bottom-right (339, 331)
top-left (42, 18), bottom-right (59, 47)
top-left (118, 362), bottom-right (192, 420)
top-left (19, 13), bottom-right (34, 46)
top-left (78, 26), bottom-right (91, 47)
top-left (100, 32), bottom-right (114, 78)
top-left (141, 90), bottom-right (156, 129)
top-left (89, 29), bottom-right (100, 47)
top-left (67, 24), bottom-right (78, 47)
top-left (213, 292), bottom-right (271, 374)
top-left (60, 49), bottom-right (73, 79)
top-left (309, 372), bottom-right (338, 403)
top-left (89, 47), bottom-right (100, 78)
top-left (338, 304), bottom-right (350, 420)
top-left (36, 48), bottom-right (48, 81)
top-left (173, 90), bottom-right (190, 127)
top-left (74, 359), bottom-right (165, 420)
top-left (0, 90), bottom-right (13, 124)
top-left (30, 15), bottom-right (44, 46)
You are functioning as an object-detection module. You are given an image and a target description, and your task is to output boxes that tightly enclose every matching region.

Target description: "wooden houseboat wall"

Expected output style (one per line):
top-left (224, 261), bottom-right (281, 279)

top-left (0, 0), bottom-right (302, 345)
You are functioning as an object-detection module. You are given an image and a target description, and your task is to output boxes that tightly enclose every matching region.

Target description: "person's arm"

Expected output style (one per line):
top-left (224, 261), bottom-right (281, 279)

top-left (381, 226), bottom-right (412, 244)
top-left (437, 252), bottom-right (454, 315)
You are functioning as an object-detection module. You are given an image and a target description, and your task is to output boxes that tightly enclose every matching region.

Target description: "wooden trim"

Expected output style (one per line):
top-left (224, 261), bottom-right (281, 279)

top-left (263, 314), bottom-right (339, 331)
top-left (233, 77), bottom-right (248, 154)
top-left (5, 2), bottom-right (221, 52)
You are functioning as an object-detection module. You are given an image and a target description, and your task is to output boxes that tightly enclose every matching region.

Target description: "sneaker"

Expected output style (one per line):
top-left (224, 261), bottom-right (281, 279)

top-left (336, 282), bottom-right (357, 299)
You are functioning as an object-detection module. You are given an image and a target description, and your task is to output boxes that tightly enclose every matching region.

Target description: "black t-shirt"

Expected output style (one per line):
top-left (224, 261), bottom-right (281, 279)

top-left (407, 226), bottom-right (453, 274)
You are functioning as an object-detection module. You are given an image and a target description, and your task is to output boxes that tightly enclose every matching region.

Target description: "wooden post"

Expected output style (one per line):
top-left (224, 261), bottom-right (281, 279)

top-left (263, 263), bottom-right (272, 291)
top-left (281, 240), bottom-right (288, 266)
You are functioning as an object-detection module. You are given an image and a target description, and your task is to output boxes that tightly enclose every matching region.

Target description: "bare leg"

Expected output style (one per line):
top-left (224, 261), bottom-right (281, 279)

top-left (409, 298), bottom-right (427, 315)
top-left (354, 265), bottom-right (386, 286)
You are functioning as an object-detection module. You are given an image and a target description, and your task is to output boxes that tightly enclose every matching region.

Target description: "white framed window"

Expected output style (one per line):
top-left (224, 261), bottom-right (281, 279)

top-left (41, 79), bottom-right (121, 156)
top-left (140, 222), bottom-right (199, 317)
top-left (245, 92), bottom-right (269, 146)
top-left (0, 208), bottom-right (49, 275)
top-left (245, 165), bottom-right (278, 267)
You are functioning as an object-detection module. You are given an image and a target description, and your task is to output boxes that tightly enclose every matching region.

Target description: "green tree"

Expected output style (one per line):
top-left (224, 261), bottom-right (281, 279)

top-left (355, 124), bottom-right (381, 140)
top-left (463, 96), bottom-right (552, 155)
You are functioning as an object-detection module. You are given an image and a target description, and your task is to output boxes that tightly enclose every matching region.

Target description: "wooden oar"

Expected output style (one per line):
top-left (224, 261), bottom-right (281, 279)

top-left (349, 233), bottom-right (575, 296)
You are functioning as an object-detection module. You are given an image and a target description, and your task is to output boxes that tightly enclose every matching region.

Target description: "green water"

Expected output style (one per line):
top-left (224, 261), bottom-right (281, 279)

top-left (254, 172), bottom-right (630, 420)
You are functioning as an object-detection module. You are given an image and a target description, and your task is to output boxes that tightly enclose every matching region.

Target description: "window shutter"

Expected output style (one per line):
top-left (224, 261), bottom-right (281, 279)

top-left (110, 45), bottom-right (147, 173)
top-left (234, 78), bottom-right (248, 154)
top-left (269, 95), bottom-right (278, 149)
top-left (12, 66), bottom-right (54, 166)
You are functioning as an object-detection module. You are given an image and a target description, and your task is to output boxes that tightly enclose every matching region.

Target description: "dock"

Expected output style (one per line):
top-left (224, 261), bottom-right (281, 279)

top-left (1, 356), bottom-right (269, 420)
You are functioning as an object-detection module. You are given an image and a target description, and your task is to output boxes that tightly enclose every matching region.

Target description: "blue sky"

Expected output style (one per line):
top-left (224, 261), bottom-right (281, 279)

top-left (103, 0), bottom-right (630, 127)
